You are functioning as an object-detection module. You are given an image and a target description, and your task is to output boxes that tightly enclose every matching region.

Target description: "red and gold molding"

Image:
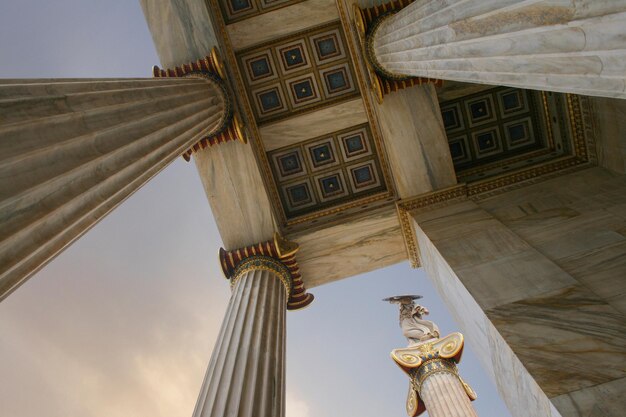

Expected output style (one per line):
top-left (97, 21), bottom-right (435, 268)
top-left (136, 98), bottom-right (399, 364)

top-left (152, 47), bottom-right (247, 161)
top-left (219, 233), bottom-right (314, 310)
top-left (353, 0), bottom-right (442, 104)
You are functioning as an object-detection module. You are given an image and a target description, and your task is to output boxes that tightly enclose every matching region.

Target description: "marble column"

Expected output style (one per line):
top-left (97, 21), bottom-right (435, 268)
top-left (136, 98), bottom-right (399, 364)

top-left (0, 76), bottom-right (227, 300)
top-left (192, 256), bottom-right (288, 417)
top-left (370, 0), bottom-right (626, 98)
top-left (418, 364), bottom-right (477, 417)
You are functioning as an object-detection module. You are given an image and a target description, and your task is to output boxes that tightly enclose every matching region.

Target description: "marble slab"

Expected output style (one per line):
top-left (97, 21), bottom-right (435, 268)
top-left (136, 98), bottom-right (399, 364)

top-left (227, 0), bottom-right (339, 50)
top-left (413, 221), bottom-right (559, 417)
top-left (551, 377), bottom-right (626, 417)
top-left (260, 99), bottom-right (367, 151)
top-left (374, 84), bottom-right (456, 198)
top-left (194, 140), bottom-right (277, 249)
top-left (140, 0), bottom-right (219, 68)
top-left (476, 168), bottom-right (626, 316)
top-left (590, 97), bottom-right (626, 174)
top-left (289, 205), bottom-right (406, 288)
top-left (412, 170), bottom-right (626, 417)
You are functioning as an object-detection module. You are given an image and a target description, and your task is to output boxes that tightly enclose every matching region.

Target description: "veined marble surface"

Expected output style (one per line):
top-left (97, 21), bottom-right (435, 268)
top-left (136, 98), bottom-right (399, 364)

top-left (227, 0), bottom-right (338, 50)
top-left (260, 99), bottom-right (367, 151)
top-left (551, 377), bottom-right (626, 417)
top-left (289, 205), bottom-right (405, 288)
top-left (373, 84), bottom-right (456, 198)
top-left (487, 285), bottom-right (626, 396)
top-left (478, 168), bottom-right (626, 315)
top-left (413, 222), bottom-right (561, 417)
top-left (194, 140), bottom-right (277, 250)
top-left (140, 0), bottom-right (219, 68)
top-left (591, 97), bottom-right (626, 174)
top-left (411, 168), bottom-right (626, 417)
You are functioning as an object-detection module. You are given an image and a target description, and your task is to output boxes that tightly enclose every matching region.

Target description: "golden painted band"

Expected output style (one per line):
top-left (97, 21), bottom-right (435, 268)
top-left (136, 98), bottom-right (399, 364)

top-left (411, 358), bottom-right (459, 394)
top-left (231, 255), bottom-right (292, 301)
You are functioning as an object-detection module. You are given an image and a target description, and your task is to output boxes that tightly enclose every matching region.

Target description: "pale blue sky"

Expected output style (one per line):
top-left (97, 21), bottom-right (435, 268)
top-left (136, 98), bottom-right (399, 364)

top-left (0, 1), bottom-right (512, 416)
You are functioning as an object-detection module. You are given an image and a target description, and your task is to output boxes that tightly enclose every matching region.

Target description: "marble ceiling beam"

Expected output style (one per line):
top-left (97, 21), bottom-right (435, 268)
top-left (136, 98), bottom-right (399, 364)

top-left (0, 77), bottom-right (226, 300)
top-left (409, 167), bottom-right (626, 417)
top-left (288, 205), bottom-right (406, 288)
top-left (374, 84), bottom-right (456, 198)
top-left (140, 0), bottom-right (220, 68)
top-left (141, 0), bottom-right (278, 249)
top-left (260, 98), bottom-right (368, 151)
top-left (371, 0), bottom-right (626, 99)
top-left (227, 0), bottom-right (338, 50)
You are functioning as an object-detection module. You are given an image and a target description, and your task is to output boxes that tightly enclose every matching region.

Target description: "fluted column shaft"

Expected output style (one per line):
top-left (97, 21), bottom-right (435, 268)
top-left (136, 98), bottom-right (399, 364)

top-left (193, 267), bottom-right (286, 417)
top-left (372, 0), bottom-right (626, 98)
top-left (0, 77), bottom-right (226, 300)
top-left (419, 367), bottom-right (478, 417)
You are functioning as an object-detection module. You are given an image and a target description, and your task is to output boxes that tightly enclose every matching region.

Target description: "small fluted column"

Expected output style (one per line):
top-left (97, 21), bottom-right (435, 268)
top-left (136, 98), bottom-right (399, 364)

top-left (193, 234), bottom-right (313, 417)
top-left (0, 75), bottom-right (227, 300)
top-left (370, 0), bottom-right (626, 98)
top-left (193, 259), bottom-right (288, 417)
top-left (392, 333), bottom-right (478, 417)
top-left (413, 359), bottom-right (478, 417)
top-left (193, 235), bottom-right (314, 417)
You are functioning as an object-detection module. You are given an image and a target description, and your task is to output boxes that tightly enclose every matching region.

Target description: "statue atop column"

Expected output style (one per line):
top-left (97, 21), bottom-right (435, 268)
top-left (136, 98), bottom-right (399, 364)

top-left (384, 295), bottom-right (478, 417)
top-left (385, 295), bottom-right (440, 345)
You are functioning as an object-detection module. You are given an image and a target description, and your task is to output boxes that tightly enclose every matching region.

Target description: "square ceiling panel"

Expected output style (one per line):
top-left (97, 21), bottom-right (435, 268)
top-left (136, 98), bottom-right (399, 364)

top-left (237, 22), bottom-right (359, 124)
top-left (268, 123), bottom-right (386, 219)
top-left (440, 87), bottom-right (545, 172)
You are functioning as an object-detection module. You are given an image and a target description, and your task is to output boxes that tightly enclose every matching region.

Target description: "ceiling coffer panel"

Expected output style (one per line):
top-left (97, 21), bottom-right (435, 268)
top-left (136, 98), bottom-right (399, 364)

top-left (268, 123), bottom-right (387, 219)
top-left (219, 0), bottom-right (306, 24)
top-left (237, 22), bottom-right (360, 124)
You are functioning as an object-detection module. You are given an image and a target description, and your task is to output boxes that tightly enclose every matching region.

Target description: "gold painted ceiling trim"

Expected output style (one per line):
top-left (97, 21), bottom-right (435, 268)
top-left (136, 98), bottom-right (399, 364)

top-left (398, 93), bottom-right (595, 268)
top-left (398, 158), bottom-right (592, 268)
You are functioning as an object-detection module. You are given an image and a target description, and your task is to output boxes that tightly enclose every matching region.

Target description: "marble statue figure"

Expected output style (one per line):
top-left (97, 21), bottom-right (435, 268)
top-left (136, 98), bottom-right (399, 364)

top-left (385, 295), bottom-right (440, 346)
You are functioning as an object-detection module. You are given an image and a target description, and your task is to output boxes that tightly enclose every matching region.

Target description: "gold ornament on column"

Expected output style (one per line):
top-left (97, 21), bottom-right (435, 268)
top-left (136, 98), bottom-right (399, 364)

top-left (385, 296), bottom-right (477, 417)
top-left (152, 46), bottom-right (248, 161)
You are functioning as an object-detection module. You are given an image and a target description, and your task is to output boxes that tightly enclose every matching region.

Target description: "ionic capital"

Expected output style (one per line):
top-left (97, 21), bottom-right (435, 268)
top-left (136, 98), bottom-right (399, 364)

top-left (352, 1), bottom-right (442, 103)
top-left (219, 232), bottom-right (314, 310)
top-left (152, 47), bottom-right (247, 160)
top-left (391, 333), bottom-right (477, 416)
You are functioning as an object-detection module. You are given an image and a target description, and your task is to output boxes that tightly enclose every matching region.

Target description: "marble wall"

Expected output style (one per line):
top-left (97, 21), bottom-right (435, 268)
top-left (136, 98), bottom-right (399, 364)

top-left (590, 97), bottom-right (626, 175)
top-left (412, 167), bottom-right (626, 417)
top-left (374, 84), bottom-right (457, 198)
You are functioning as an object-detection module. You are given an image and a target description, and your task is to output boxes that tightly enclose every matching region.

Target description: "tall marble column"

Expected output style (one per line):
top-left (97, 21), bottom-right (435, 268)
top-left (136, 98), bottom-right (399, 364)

top-left (0, 75), bottom-right (227, 300)
top-left (193, 235), bottom-right (313, 417)
top-left (369, 0), bottom-right (626, 98)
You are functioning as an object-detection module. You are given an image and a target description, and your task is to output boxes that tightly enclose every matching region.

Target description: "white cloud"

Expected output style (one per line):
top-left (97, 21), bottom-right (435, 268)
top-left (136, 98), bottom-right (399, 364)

top-left (286, 392), bottom-right (311, 417)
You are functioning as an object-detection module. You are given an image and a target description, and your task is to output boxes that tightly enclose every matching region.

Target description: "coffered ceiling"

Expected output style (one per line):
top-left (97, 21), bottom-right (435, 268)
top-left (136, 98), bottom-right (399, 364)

top-left (436, 83), bottom-right (582, 184)
top-left (211, 0), bottom-right (394, 227)
top-left (237, 23), bottom-right (359, 124)
top-left (218, 0), bottom-right (305, 23)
